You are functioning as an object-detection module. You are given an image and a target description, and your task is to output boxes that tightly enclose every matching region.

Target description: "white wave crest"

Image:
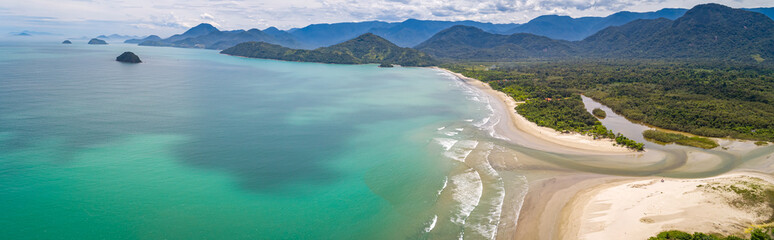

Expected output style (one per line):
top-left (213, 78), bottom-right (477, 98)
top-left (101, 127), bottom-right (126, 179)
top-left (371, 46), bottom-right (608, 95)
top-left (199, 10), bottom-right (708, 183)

top-left (466, 148), bottom-right (505, 240)
top-left (444, 140), bottom-right (479, 162)
top-left (438, 176), bottom-right (448, 196)
top-left (434, 138), bottom-right (458, 151)
top-left (450, 169), bottom-right (483, 226)
top-left (424, 215), bottom-right (439, 233)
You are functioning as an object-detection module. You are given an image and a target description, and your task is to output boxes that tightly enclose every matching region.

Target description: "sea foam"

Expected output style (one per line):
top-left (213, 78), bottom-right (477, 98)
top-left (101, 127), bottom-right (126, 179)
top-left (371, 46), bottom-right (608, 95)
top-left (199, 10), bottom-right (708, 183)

top-left (444, 140), bottom-right (479, 162)
top-left (450, 169), bottom-right (484, 225)
top-left (424, 215), bottom-right (438, 233)
top-left (434, 138), bottom-right (458, 151)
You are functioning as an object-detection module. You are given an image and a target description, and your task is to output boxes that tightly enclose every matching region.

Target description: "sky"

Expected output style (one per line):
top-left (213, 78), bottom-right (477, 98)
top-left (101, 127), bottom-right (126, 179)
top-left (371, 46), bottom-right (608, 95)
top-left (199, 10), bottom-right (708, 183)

top-left (1, 0), bottom-right (773, 39)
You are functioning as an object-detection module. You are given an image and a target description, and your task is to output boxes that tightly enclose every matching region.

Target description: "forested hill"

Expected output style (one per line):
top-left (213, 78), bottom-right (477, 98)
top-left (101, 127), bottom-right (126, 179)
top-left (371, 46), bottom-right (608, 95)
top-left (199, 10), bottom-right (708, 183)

top-left (220, 33), bottom-right (436, 67)
top-left (414, 26), bottom-right (578, 61)
top-left (416, 4), bottom-right (774, 63)
top-left (580, 3), bottom-right (774, 61)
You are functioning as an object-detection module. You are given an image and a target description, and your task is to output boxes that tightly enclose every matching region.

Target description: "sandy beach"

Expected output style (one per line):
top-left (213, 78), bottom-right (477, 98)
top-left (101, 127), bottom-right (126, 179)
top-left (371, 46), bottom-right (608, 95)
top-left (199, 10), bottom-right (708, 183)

top-left (563, 172), bottom-right (774, 239)
top-left (436, 68), bottom-right (632, 154)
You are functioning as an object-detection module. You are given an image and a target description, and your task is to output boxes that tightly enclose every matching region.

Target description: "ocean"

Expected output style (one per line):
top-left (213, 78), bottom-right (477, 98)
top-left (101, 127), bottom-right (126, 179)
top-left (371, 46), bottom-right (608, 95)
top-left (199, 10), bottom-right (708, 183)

top-left (0, 42), bottom-right (515, 239)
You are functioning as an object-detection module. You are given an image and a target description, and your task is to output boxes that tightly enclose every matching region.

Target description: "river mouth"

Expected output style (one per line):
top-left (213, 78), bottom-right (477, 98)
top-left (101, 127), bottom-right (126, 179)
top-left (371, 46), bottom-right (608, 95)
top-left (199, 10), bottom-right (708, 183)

top-left (440, 70), bottom-right (774, 239)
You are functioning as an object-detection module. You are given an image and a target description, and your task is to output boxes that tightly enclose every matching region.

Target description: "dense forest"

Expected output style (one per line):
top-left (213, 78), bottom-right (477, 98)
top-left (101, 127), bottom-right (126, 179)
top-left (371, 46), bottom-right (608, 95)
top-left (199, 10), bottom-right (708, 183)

top-left (444, 60), bottom-right (774, 142)
top-left (221, 33), bottom-right (437, 67)
top-left (592, 108), bottom-right (606, 119)
top-left (416, 4), bottom-right (774, 63)
top-left (643, 130), bottom-right (719, 149)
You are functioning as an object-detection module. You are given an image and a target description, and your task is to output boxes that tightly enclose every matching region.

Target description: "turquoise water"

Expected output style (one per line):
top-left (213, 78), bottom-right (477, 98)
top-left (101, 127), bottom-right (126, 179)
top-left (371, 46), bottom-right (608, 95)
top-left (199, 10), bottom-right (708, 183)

top-left (0, 42), bottom-right (496, 239)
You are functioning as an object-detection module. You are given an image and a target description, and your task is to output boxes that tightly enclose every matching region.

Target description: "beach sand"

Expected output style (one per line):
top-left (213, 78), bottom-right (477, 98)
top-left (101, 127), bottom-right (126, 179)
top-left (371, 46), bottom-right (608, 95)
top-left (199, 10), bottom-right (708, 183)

top-left (563, 173), bottom-right (774, 240)
top-left (437, 68), bottom-right (632, 154)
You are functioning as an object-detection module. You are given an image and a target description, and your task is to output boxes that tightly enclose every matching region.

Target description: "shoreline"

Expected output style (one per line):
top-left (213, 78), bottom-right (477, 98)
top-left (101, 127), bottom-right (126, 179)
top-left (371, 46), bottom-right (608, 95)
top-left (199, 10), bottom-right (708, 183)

top-left (435, 67), bottom-right (632, 154)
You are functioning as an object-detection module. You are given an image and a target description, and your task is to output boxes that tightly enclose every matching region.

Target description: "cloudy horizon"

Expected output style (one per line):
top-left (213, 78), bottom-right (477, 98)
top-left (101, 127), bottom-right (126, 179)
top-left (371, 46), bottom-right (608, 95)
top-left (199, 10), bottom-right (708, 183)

top-left (2, 0), bottom-right (774, 38)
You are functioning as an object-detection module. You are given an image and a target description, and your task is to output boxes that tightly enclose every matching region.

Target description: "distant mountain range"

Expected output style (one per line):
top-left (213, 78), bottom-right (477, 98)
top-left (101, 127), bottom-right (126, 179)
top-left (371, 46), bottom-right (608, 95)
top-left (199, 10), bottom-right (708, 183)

top-left (127, 4), bottom-right (774, 64)
top-left (96, 34), bottom-right (141, 40)
top-left (135, 23), bottom-right (301, 50)
top-left (287, 19), bottom-right (520, 48)
top-left (416, 4), bottom-right (774, 63)
top-left (502, 8), bottom-right (688, 41)
top-left (9, 30), bottom-right (55, 37)
top-left (414, 26), bottom-right (580, 60)
top-left (221, 33), bottom-right (436, 66)
top-left (128, 6), bottom-right (773, 50)
top-left (124, 35), bottom-right (161, 44)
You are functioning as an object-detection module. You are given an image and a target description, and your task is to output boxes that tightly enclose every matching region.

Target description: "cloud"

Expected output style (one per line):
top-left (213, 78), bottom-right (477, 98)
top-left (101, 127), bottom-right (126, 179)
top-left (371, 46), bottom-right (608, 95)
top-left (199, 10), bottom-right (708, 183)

top-left (1, 0), bottom-right (773, 37)
top-left (200, 12), bottom-right (215, 21)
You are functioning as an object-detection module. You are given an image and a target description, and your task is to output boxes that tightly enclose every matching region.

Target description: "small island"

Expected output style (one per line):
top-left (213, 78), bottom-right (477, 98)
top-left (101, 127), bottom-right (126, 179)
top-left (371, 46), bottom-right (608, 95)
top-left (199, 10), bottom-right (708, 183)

top-left (88, 38), bottom-right (107, 45)
top-left (62, 40), bottom-right (72, 44)
top-left (378, 63), bottom-right (394, 68)
top-left (592, 108), bottom-right (606, 119)
top-left (116, 52), bottom-right (141, 63)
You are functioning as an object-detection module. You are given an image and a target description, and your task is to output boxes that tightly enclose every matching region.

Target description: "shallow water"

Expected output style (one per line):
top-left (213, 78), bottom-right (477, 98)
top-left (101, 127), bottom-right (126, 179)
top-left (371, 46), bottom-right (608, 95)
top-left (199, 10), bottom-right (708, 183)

top-left (0, 42), bottom-right (506, 239)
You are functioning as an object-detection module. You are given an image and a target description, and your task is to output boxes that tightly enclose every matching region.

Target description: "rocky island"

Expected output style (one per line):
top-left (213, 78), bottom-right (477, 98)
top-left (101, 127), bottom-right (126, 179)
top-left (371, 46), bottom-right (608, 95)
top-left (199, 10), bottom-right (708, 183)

top-left (88, 38), bottom-right (107, 45)
top-left (62, 40), bottom-right (72, 44)
top-left (116, 52), bottom-right (141, 63)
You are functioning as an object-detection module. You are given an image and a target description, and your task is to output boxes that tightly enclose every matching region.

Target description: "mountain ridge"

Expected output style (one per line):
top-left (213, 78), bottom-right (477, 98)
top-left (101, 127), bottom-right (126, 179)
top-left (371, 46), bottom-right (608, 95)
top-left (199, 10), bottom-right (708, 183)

top-left (130, 5), bottom-right (774, 58)
top-left (138, 24), bottom-right (301, 50)
top-left (220, 33), bottom-right (436, 66)
top-left (415, 4), bottom-right (774, 63)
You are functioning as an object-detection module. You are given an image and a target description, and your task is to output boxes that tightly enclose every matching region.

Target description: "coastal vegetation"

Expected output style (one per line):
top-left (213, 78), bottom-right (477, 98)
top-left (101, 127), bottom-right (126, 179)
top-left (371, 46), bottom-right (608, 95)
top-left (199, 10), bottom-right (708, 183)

top-left (443, 60), bottom-right (774, 142)
top-left (592, 108), bottom-right (606, 119)
top-left (446, 64), bottom-right (645, 151)
top-left (643, 130), bottom-right (719, 149)
top-left (221, 33), bottom-right (436, 67)
top-left (648, 229), bottom-right (769, 240)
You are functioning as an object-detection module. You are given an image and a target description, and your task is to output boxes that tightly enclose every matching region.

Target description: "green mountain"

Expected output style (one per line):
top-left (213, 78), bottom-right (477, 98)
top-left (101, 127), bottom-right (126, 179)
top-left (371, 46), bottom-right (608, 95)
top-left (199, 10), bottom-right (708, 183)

top-left (581, 3), bottom-right (774, 61)
top-left (415, 25), bottom-right (578, 61)
top-left (221, 33), bottom-right (436, 66)
top-left (416, 4), bottom-right (774, 63)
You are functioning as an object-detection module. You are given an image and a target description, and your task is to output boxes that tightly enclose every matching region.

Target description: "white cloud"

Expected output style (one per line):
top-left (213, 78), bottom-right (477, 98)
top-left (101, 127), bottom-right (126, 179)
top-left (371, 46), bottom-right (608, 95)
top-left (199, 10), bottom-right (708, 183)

top-left (1, 0), bottom-right (773, 37)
